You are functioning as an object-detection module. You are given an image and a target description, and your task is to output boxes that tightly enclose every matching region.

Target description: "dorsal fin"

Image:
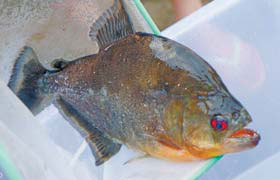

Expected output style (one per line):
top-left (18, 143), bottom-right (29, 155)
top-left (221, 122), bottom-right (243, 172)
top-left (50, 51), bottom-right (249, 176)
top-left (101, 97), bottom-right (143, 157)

top-left (89, 0), bottom-right (134, 50)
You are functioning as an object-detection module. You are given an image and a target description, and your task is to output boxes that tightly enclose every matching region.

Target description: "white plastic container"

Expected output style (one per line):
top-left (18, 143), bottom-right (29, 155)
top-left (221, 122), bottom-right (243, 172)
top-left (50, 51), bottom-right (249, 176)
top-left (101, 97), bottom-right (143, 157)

top-left (0, 0), bottom-right (216, 180)
top-left (0, 80), bottom-right (91, 180)
top-left (2, 0), bottom-right (277, 179)
top-left (163, 0), bottom-right (280, 179)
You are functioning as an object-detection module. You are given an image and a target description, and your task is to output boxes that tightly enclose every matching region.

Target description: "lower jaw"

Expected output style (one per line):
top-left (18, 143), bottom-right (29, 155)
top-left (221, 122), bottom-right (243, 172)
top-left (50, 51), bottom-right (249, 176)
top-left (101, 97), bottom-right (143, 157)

top-left (222, 128), bottom-right (260, 153)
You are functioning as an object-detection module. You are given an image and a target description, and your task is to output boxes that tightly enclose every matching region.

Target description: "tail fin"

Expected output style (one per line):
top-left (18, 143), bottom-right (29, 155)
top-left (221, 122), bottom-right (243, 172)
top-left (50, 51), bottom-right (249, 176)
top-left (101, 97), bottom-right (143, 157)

top-left (8, 46), bottom-right (50, 115)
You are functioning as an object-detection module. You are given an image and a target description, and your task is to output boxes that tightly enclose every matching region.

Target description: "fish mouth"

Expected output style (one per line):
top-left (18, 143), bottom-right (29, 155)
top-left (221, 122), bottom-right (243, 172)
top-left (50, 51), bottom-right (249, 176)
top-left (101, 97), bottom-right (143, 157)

top-left (223, 108), bottom-right (260, 153)
top-left (224, 128), bottom-right (260, 153)
top-left (230, 128), bottom-right (260, 145)
top-left (230, 128), bottom-right (258, 138)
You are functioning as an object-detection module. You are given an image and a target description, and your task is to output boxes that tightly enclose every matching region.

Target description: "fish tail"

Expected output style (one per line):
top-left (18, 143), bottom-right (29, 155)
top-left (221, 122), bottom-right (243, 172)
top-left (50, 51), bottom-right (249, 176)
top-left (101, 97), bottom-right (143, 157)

top-left (8, 46), bottom-right (52, 115)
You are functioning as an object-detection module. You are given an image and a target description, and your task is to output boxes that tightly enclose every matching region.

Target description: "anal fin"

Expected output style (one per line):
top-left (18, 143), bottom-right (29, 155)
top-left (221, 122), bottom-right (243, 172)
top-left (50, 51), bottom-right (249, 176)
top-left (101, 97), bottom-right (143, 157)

top-left (55, 97), bottom-right (121, 166)
top-left (89, 0), bottom-right (134, 50)
top-left (86, 130), bottom-right (122, 166)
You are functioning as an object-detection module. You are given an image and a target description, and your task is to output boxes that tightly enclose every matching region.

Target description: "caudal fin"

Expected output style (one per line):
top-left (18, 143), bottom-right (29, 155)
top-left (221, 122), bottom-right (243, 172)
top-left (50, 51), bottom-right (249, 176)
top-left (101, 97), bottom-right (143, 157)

top-left (8, 46), bottom-right (50, 115)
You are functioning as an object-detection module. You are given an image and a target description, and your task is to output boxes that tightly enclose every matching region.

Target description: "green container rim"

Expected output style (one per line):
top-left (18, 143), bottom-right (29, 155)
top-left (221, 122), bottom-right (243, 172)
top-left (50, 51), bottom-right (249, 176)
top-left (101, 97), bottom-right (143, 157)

top-left (189, 156), bottom-right (222, 180)
top-left (0, 143), bottom-right (22, 180)
top-left (132, 0), bottom-right (223, 179)
top-left (133, 0), bottom-right (161, 35)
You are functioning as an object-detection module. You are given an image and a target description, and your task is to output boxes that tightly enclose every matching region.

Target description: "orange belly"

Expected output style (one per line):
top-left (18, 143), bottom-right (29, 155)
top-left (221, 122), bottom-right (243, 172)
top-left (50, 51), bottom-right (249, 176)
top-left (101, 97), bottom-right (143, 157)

top-left (144, 141), bottom-right (200, 161)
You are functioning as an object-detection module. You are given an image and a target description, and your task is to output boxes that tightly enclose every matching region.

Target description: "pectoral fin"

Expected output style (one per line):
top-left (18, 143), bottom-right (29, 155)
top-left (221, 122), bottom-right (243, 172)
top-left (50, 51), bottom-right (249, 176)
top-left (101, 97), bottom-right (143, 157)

top-left (55, 97), bottom-right (121, 166)
top-left (123, 154), bottom-right (150, 165)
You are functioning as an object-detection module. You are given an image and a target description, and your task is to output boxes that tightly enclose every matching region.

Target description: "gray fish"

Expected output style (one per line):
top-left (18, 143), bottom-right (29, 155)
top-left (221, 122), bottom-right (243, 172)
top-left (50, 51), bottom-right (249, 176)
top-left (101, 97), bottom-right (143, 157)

top-left (8, 0), bottom-right (260, 166)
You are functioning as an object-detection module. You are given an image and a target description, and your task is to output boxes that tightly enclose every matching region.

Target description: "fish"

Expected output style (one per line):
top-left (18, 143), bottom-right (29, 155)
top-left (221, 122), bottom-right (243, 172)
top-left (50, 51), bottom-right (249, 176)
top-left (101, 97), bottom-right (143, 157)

top-left (8, 0), bottom-right (260, 166)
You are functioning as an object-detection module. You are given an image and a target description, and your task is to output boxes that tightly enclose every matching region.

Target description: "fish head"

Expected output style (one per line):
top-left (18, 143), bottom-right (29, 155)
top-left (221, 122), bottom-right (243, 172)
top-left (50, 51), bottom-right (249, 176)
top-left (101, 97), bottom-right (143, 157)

top-left (183, 91), bottom-right (260, 159)
top-left (146, 34), bottom-right (260, 159)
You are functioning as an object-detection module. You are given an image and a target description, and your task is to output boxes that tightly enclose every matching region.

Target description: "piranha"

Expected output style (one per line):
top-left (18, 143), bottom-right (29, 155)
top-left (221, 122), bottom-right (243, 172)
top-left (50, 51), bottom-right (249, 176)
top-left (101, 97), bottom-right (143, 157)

top-left (8, 0), bottom-right (260, 166)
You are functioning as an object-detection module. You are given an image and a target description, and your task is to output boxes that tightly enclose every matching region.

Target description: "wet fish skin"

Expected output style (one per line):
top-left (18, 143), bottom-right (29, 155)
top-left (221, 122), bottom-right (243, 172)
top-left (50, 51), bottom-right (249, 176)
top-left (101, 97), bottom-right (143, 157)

top-left (39, 33), bottom-right (258, 161)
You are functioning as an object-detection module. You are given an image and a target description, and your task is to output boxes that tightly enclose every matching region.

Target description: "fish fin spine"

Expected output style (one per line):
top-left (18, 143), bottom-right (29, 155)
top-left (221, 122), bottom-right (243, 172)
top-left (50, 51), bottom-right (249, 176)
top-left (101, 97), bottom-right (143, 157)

top-left (89, 0), bottom-right (134, 50)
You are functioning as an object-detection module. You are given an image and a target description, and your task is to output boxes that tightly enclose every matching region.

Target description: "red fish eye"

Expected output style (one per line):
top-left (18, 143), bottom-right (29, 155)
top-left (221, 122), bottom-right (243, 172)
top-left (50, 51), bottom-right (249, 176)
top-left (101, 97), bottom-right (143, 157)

top-left (211, 118), bottom-right (227, 131)
top-left (221, 121), bottom-right (227, 130)
top-left (211, 119), bottom-right (218, 128)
